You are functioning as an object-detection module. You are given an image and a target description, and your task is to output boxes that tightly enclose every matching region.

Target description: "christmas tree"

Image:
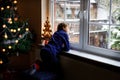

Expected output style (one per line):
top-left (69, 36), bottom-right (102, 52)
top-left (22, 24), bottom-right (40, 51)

top-left (0, 0), bottom-right (33, 56)
top-left (41, 17), bottom-right (52, 44)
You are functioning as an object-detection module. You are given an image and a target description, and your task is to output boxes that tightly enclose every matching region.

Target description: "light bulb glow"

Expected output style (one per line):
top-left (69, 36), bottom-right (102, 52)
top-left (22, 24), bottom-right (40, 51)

top-left (19, 35), bottom-right (22, 38)
top-left (13, 29), bottom-right (16, 33)
top-left (11, 29), bottom-right (14, 32)
top-left (15, 40), bottom-right (19, 43)
top-left (8, 18), bottom-right (12, 21)
top-left (7, 6), bottom-right (10, 9)
top-left (18, 28), bottom-right (21, 31)
top-left (1, 7), bottom-right (4, 10)
top-left (9, 21), bottom-right (13, 24)
top-left (14, 0), bottom-right (17, 4)
top-left (14, 18), bottom-right (18, 21)
top-left (2, 49), bottom-right (6, 52)
top-left (26, 28), bottom-right (29, 31)
top-left (4, 33), bottom-right (8, 39)
top-left (8, 46), bottom-right (12, 49)
top-left (14, 7), bottom-right (17, 10)
top-left (0, 60), bottom-right (3, 64)
top-left (2, 24), bottom-right (6, 28)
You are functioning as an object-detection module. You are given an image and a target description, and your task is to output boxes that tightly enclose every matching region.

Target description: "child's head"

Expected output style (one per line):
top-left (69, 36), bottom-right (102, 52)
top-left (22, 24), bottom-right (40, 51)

top-left (57, 22), bottom-right (68, 32)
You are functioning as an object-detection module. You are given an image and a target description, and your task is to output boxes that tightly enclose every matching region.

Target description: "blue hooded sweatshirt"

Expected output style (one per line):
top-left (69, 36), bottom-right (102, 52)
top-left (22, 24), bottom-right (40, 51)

top-left (40, 30), bottom-right (70, 63)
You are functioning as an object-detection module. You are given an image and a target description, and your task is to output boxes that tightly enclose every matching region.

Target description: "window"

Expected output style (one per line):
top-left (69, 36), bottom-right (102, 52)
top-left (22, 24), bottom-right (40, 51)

top-left (50, 0), bottom-right (120, 60)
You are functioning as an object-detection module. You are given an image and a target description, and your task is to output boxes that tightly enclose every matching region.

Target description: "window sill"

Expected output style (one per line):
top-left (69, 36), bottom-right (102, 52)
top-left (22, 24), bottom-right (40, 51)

top-left (61, 49), bottom-right (120, 73)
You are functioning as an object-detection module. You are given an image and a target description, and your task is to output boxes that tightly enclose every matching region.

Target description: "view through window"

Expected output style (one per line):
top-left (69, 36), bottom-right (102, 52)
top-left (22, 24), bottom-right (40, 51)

top-left (89, 0), bottom-right (120, 51)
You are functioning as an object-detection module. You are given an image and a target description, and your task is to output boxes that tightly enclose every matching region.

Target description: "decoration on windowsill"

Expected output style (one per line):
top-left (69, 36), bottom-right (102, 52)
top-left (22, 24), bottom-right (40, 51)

top-left (0, 0), bottom-right (33, 56)
top-left (41, 17), bottom-right (52, 45)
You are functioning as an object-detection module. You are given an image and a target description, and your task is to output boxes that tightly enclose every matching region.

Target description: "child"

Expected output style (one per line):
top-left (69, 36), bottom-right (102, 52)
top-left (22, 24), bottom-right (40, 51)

top-left (40, 22), bottom-right (70, 73)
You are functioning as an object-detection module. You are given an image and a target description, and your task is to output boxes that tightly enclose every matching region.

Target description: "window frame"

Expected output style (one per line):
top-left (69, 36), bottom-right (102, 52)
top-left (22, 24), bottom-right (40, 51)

top-left (50, 0), bottom-right (120, 61)
top-left (83, 0), bottom-right (120, 61)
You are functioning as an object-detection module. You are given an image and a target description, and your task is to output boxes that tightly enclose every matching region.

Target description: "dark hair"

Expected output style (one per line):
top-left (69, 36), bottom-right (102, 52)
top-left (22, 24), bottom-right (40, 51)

top-left (57, 23), bottom-right (67, 31)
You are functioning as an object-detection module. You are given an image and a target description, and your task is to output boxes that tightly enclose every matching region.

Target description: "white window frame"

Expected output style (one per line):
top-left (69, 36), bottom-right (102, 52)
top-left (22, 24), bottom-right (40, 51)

top-left (83, 0), bottom-right (120, 60)
top-left (50, 0), bottom-right (120, 61)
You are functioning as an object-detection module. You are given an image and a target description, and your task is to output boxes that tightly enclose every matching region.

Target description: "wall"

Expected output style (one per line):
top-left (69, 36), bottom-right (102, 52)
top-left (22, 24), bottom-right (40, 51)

top-left (60, 55), bottom-right (120, 80)
top-left (17, 0), bottom-right (41, 44)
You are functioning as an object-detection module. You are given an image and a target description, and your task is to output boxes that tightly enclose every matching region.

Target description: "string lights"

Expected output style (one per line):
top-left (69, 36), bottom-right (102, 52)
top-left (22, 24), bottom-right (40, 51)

top-left (0, 0), bottom-right (33, 55)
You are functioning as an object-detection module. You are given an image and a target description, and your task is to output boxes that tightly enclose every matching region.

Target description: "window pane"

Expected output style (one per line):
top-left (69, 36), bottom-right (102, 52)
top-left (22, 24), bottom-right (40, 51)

top-left (89, 0), bottom-right (110, 49)
top-left (112, 0), bottom-right (120, 24)
top-left (65, 1), bottom-right (80, 19)
top-left (53, 0), bottom-right (80, 43)
top-left (90, 0), bottom-right (110, 24)
top-left (54, 1), bottom-right (65, 21)
top-left (68, 22), bottom-right (80, 43)
top-left (110, 25), bottom-right (120, 51)
top-left (89, 24), bottom-right (108, 48)
top-left (54, 1), bottom-right (65, 31)
top-left (89, 0), bottom-right (120, 51)
top-left (111, 0), bottom-right (120, 51)
top-left (65, 0), bottom-right (80, 43)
